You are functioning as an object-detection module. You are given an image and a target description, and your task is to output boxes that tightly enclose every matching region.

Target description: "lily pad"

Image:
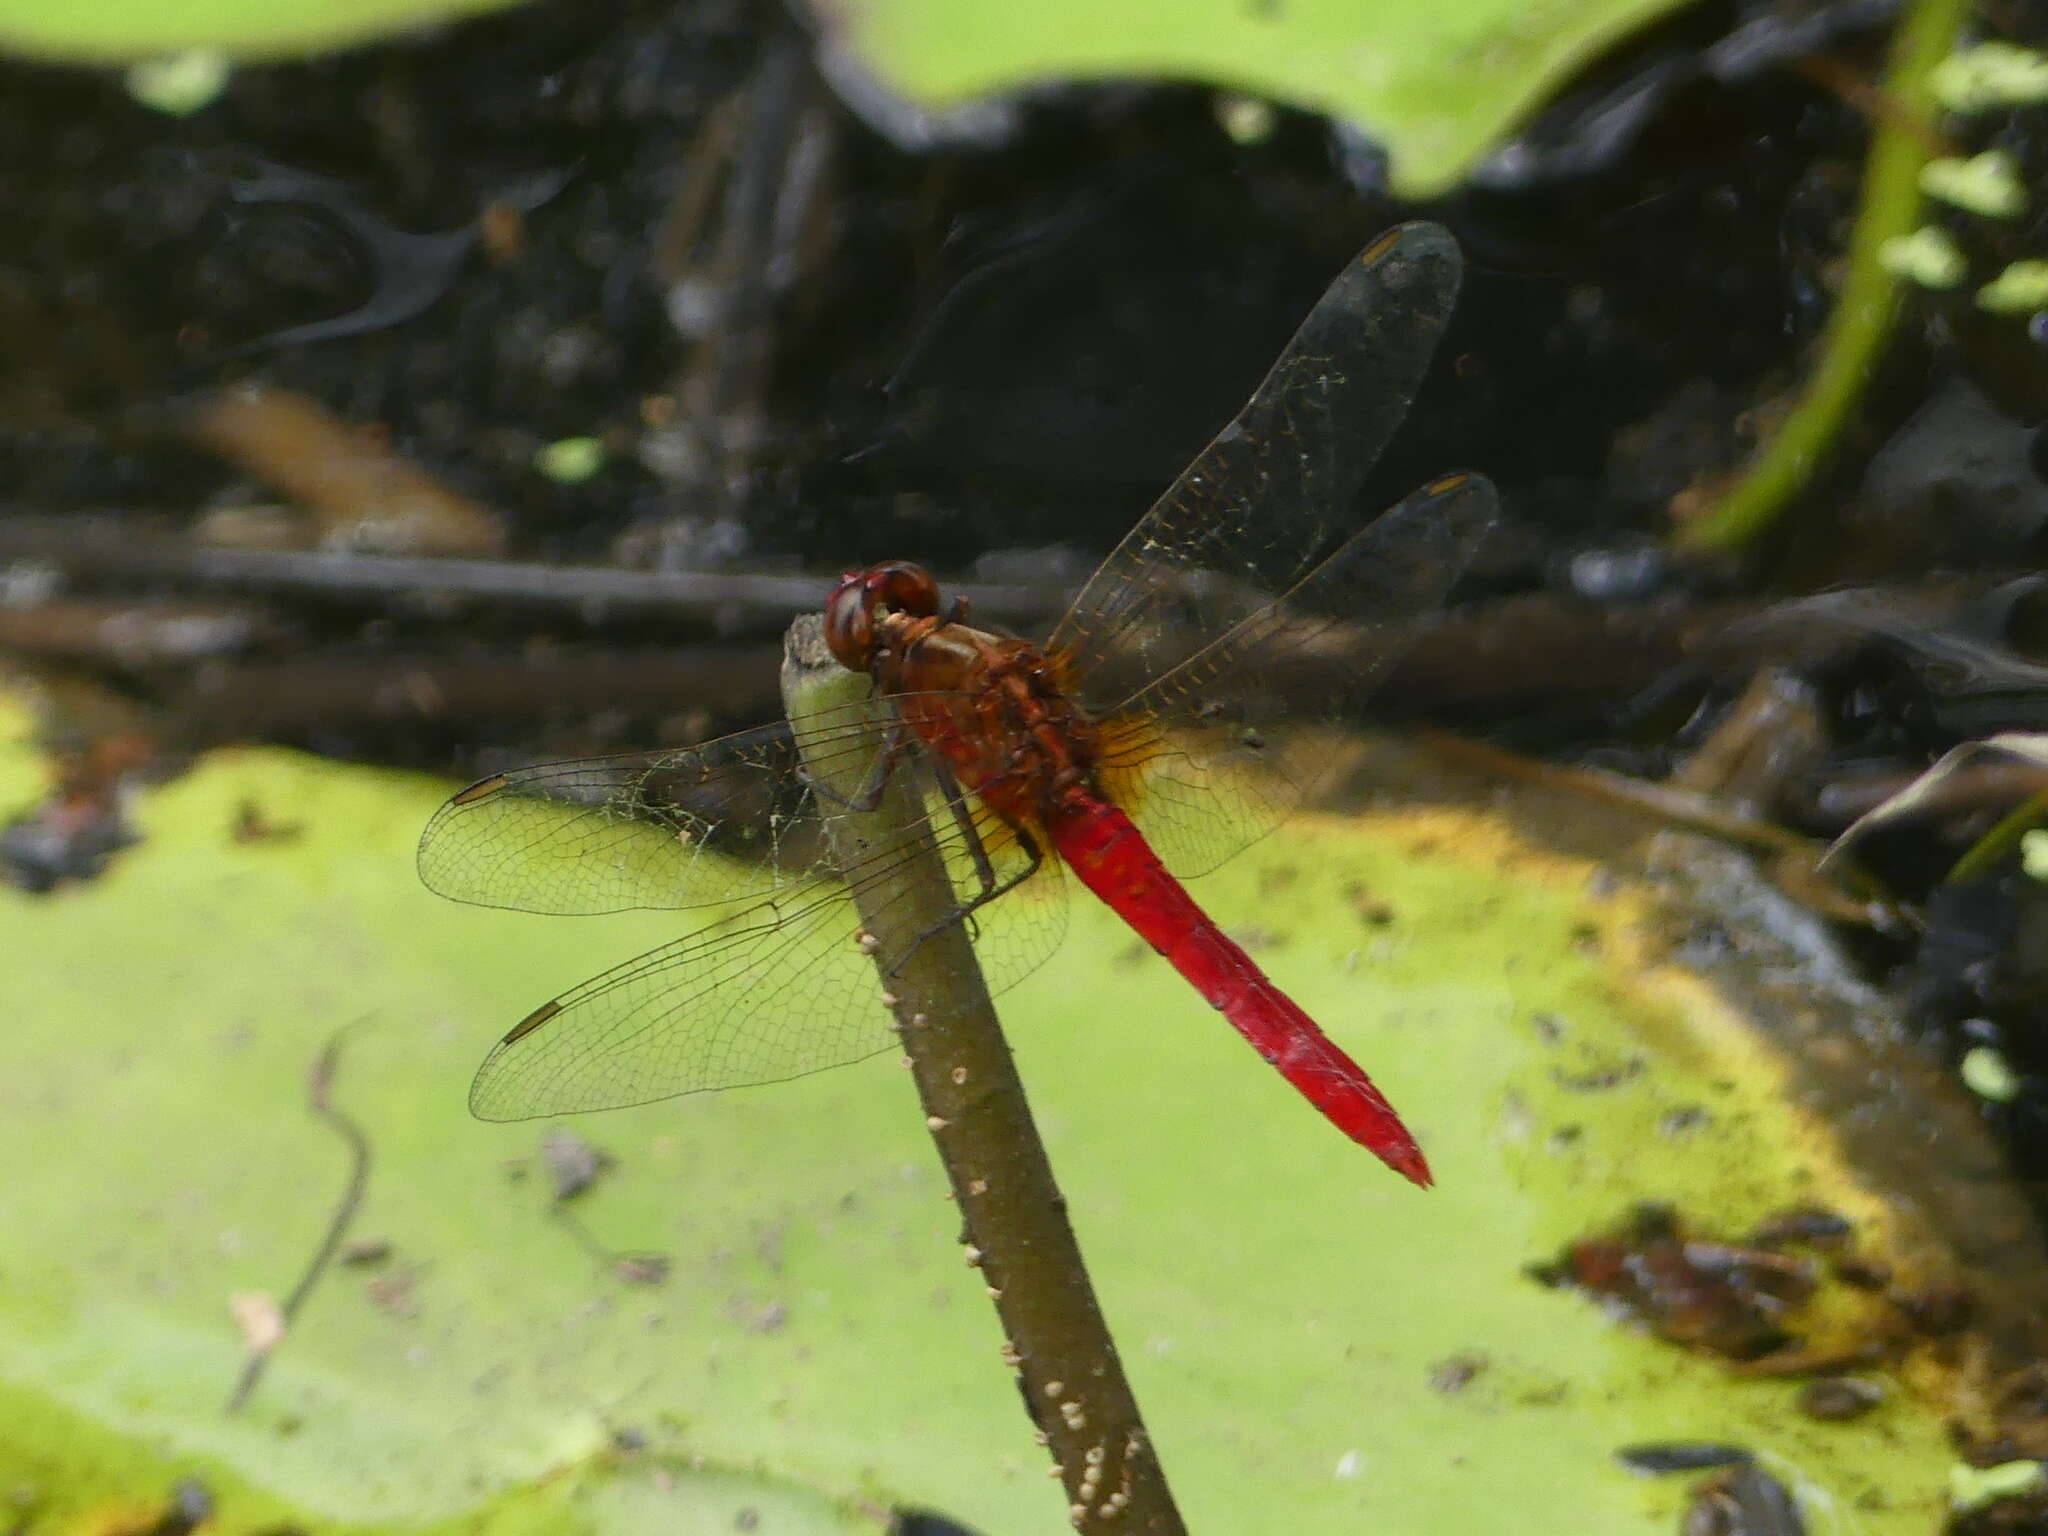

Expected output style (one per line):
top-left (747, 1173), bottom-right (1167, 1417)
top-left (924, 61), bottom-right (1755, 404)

top-left (0, 0), bottom-right (515, 63)
top-left (4, 0), bottom-right (1700, 197)
top-left (815, 0), bottom-right (1703, 195)
top-left (0, 699), bottom-right (2022, 1533)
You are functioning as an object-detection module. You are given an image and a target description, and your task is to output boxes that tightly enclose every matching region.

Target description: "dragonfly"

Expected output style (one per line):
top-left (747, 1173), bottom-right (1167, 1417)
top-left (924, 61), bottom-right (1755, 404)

top-left (418, 221), bottom-right (1497, 1186)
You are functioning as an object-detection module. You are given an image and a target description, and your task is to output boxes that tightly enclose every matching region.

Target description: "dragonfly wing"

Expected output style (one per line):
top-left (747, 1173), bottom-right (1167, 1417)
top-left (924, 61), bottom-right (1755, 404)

top-left (1047, 223), bottom-right (1463, 692)
top-left (420, 699), bottom-right (999, 916)
top-left (1096, 473), bottom-right (1497, 878)
top-left (468, 816), bottom-right (1068, 1119)
top-left (470, 886), bottom-right (899, 1117)
top-left (419, 721), bottom-right (818, 915)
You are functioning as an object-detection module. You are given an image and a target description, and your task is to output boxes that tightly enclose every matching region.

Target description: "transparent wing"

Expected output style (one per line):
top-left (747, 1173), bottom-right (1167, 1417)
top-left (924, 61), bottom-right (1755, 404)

top-left (1048, 222), bottom-right (1463, 691)
top-left (420, 696), bottom-right (990, 917)
top-left (467, 812), bottom-right (1068, 1119)
top-left (1097, 473), bottom-right (1497, 878)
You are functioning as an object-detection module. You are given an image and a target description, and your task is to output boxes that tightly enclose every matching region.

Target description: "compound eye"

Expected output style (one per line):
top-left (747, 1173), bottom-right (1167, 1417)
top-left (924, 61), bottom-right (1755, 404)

top-left (867, 561), bottom-right (940, 617)
top-left (822, 572), bottom-right (877, 671)
top-left (821, 562), bottom-right (943, 672)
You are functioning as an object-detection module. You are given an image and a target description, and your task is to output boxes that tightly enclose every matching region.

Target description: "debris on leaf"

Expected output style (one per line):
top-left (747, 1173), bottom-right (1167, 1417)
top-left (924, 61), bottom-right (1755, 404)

top-left (1948, 1458), bottom-right (2047, 1515)
top-left (1798, 1376), bottom-right (1886, 1422)
top-left (1684, 1460), bottom-right (1805, 1535)
top-left (1531, 1201), bottom-right (1945, 1377)
top-left (226, 1292), bottom-right (283, 1355)
top-left (537, 1127), bottom-right (613, 1202)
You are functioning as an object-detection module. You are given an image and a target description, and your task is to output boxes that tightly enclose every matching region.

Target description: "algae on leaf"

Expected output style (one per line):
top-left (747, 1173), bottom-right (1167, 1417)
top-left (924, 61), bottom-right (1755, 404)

top-left (0, 702), bottom-right (2003, 1532)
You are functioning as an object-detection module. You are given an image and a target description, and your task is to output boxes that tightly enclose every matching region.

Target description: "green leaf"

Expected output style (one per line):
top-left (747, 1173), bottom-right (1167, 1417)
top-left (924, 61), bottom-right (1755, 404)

top-left (817, 0), bottom-right (1705, 195)
top-left (1920, 149), bottom-right (2027, 218)
top-left (0, 0), bottom-right (520, 63)
top-left (0, 0), bottom-right (1706, 196)
top-left (0, 705), bottom-right (1987, 1531)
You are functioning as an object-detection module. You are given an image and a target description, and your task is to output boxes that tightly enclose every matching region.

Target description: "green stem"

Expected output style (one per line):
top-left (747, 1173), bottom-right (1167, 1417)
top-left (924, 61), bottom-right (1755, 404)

top-left (1674, 0), bottom-right (1974, 555)
top-left (780, 616), bottom-right (1186, 1536)
top-left (1947, 785), bottom-right (2048, 885)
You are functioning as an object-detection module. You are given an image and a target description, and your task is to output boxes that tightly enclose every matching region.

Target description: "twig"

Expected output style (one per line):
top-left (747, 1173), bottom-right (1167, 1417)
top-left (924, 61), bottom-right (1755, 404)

top-left (548, 1206), bottom-right (672, 1287)
top-left (780, 615), bottom-right (1185, 1534)
top-left (0, 511), bottom-right (1068, 631)
top-left (226, 1031), bottom-right (371, 1413)
top-left (168, 649), bottom-right (782, 740)
top-left (1674, 0), bottom-right (1976, 554)
top-left (0, 600), bottom-right (268, 667)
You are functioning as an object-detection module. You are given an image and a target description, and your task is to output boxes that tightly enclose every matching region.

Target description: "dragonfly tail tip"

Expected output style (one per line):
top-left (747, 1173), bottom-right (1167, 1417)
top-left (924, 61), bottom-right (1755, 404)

top-left (1385, 1143), bottom-right (1433, 1189)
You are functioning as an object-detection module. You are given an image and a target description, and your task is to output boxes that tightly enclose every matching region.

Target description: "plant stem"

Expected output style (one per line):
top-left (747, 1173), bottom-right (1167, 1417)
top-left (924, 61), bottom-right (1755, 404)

top-left (1673, 0), bottom-right (1974, 555)
top-left (780, 615), bottom-right (1186, 1535)
top-left (1947, 785), bottom-right (2048, 885)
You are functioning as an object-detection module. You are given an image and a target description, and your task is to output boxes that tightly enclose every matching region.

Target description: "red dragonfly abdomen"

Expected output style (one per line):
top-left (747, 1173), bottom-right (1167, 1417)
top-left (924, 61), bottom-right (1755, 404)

top-left (1043, 790), bottom-right (1431, 1187)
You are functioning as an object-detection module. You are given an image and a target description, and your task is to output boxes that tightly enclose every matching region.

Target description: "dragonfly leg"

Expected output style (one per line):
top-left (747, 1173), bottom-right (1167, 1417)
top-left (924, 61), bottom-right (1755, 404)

top-left (800, 717), bottom-right (912, 812)
top-left (945, 766), bottom-right (1005, 905)
top-left (957, 822), bottom-right (1041, 921)
top-left (885, 792), bottom-right (1044, 975)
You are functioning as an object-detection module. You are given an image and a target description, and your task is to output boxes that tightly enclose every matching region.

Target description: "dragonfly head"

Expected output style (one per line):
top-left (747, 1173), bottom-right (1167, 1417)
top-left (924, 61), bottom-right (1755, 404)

top-left (823, 561), bottom-right (942, 672)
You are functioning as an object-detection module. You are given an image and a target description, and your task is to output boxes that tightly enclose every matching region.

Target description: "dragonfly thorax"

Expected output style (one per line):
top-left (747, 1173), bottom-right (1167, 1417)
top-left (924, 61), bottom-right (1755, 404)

top-left (823, 560), bottom-right (1101, 819)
